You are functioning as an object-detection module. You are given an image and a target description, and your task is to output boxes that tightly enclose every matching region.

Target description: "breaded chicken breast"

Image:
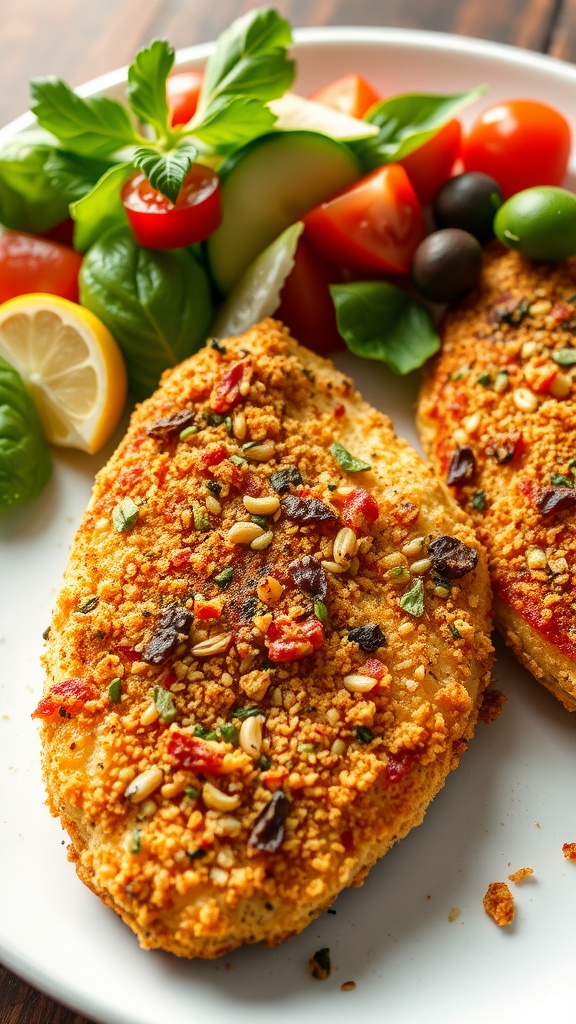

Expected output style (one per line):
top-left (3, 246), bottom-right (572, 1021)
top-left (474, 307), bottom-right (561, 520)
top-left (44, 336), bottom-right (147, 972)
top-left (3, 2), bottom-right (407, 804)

top-left (36, 320), bottom-right (492, 958)
top-left (418, 243), bottom-right (576, 710)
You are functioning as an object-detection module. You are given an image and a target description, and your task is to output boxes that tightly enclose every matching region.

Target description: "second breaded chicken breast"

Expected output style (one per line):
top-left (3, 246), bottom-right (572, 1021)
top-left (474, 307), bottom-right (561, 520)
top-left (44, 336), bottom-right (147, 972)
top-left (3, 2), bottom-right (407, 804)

top-left (418, 243), bottom-right (576, 710)
top-left (36, 320), bottom-right (492, 958)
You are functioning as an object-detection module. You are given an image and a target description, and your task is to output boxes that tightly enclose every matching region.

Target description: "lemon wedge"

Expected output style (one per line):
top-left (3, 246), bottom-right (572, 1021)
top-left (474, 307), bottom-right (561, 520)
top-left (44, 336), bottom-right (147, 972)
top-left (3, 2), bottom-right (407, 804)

top-left (0, 293), bottom-right (127, 454)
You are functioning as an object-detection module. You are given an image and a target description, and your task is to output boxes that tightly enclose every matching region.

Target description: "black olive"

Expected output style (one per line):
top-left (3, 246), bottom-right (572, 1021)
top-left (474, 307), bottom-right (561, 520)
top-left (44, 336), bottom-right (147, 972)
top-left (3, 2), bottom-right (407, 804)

top-left (433, 172), bottom-right (503, 243)
top-left (411, 229), bottom-right (483, 303)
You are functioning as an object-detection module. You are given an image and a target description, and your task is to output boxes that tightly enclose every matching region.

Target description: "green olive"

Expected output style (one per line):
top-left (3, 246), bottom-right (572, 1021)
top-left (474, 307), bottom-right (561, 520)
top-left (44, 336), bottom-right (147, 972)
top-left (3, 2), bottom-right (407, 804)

top-left (494, 186), bottom-right (576, 260)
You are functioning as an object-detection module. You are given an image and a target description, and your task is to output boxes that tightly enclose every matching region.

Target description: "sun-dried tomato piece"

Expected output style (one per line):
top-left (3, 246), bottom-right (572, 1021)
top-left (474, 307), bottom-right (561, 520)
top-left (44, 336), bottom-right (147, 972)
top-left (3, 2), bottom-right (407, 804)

top-left (535, 487), bottom-right (576, 516)
top-left (247, 791), bottom-right (290, 852)
top-left (147, 409), bottom-right (195, 439)
top-left (209, 358), bottom-right (251, 414)
top-left (361, 657), bottom-right (386, 680)
top-left (384, 749), bottom-right (416, 783)
top-left (193, 597), bottom-right (222, 620)
top-left (341, 488), bottom-right (379, 530)
top-left (265, 616), bottom-right (324, 662)
top-left (288, 555), bottom-right (328, 602)
top-left (32, 678), bottom-right (94, 720)
top-left (167, 731), bottom-right (228, 775)
top-left (281, 495), bottom-right (337, 524)
top-left (428, 535), bottom-right (478, 579)
top-left (143, 605), bottom-right (193, 665)
top-left (199, 444), bottom-right (229, 470)
top-left (446, 445), bottom-right (475, 486)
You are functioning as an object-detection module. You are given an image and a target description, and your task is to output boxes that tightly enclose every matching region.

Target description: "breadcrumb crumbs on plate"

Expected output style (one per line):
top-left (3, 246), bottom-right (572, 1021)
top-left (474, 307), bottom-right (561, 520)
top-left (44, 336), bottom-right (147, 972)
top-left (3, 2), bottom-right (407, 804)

top-left (448, 906), bottom-right (461, 922)
top-left (483, 881), bottom-right (514, 926)
top-left (477, 687), bottom-right (506, 724)
top-left (562, 842), bottom-right (576, 860)
top-left (341, 981), bottom-right (356, 991)
top-left (508, 866), bottom-right (534, 884)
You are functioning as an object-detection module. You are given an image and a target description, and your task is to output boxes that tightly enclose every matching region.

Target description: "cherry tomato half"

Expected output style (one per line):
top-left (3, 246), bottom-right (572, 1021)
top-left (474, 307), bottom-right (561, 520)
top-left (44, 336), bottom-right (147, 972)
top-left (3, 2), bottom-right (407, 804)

top-left (0, 229), bottom-right (83, 303)
top-left (461, 99), bottom-right (572, 199)
top-left (311, 74), bottom-right (381, 119)
top-left (121, 164), bottom-right (222, 250)
top-left (398, 118), bottom-right (462, 206)
top-left (166, 71), bottom-right (204, 126)
top-left (276, 234), bottom-right (344, 355)
top-left (303, 164), bottom-right (425, 275)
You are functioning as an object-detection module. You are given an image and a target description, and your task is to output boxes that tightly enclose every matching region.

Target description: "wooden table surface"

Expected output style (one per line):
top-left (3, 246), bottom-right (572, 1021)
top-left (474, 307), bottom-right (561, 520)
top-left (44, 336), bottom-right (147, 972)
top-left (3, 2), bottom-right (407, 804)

top-left (1, 0), bottom-right (575, 1021)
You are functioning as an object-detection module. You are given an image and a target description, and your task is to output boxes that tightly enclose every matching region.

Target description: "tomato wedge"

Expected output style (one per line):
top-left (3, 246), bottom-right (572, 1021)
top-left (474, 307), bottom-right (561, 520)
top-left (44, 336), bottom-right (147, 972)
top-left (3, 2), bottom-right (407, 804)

top-left (0, 228), bottom-right (83, 303)
top-left (311, 74), bottom-right (380, 119)
top-left (167, 71), bottom-right (204, 126)
top-left (121, 164), bottom-right (222, 249)
top-left (303, 164), bottom-right (425, 275)
top-left (276, 235), bottom-right (343, 354)
top-left (398, 118), bottom-right (462, 206)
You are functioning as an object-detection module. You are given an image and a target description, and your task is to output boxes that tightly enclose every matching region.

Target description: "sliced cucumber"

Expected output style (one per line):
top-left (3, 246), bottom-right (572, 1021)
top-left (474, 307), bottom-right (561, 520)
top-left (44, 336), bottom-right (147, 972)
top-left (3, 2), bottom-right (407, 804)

top-left (207, 131), bottom-right (361, 295)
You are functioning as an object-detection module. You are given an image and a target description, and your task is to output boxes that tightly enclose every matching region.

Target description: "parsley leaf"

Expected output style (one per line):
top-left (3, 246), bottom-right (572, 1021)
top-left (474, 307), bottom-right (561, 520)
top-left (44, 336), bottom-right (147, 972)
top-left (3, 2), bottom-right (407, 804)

top-left (399, 578), bottom-right (425, 617)
top-left (126, 39), bottom-right (174, 139)
top-left (30, 77), bottom-right (141, 156)
top-left (329, 442), bottom-right (371, 473)
top-left (133, 140), bottom-right (198, 203)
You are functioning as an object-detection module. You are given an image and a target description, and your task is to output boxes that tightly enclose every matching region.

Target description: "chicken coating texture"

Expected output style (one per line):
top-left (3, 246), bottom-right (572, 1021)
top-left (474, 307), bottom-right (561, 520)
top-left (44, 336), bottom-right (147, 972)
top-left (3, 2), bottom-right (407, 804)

top-left (37, 320), bottom-right (493, 958)
top-left (418, 243), bottom-right (576, 710)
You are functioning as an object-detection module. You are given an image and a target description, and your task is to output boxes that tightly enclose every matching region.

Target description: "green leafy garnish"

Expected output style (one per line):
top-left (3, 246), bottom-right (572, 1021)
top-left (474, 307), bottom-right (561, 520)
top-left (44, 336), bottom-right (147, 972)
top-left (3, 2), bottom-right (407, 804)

top-left (449, 624), bottom-right (462, 640)
top-left (472, 489), bottom-right (487, 511)
top-left (108, 678), bottom-right (122, 703)
top-left (70, 162), bottom-right (132, 252)
top-left (355, 87), bottom-right (485, 170)
top-left (214, 567), bottom-right (234, 587)
top-left (329, 441), bottom-right (371, 473)
top-left (0, 133), bottom-right (70, 232)
top-left (0, 356), bottom-right (52, 512)
top-left (112, 496), bottom-right (139, 532)
top-left (131, 829), bottom-right (141, 854)
top-left (234, 706), bottom-right (262, 720)
top-left (399, 578), bottom-right (425, 617)
top-left (218, 723), bottom-right (239, 744)
top-left (43, 150), bottom-right (117, 204)
top-left (153, 685), bottom-right (178, 723)
top-left (314, 601), bottom-right (328, 624)
top-left (30, 8), bottom-right (293, 204)
top-left (551, 473), bottom-right (573, 487)
top-left (331, 281), bottom-right (440, 375)
top-left (355, 726), bottom-right (374, 744)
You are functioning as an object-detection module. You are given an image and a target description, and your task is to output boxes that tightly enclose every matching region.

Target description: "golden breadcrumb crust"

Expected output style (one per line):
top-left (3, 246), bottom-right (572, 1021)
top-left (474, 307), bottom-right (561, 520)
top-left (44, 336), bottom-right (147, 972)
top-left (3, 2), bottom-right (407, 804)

top-left (418, 244), bottom-right (576, 710)
top-left (483, 881), bottom-right (514, 926)
top-left (38, 320), bottom-right (493, 958)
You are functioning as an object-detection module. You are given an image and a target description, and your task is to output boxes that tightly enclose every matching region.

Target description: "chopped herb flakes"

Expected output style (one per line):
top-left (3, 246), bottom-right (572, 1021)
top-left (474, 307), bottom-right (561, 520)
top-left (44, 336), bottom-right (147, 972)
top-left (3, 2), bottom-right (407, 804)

top-left (472, 489), bottom-right (487, 511)
top-left (314, 601), bottom-right (328, 624)
top-left (218, 723), bottom-right (238, 745)
top-left (329, 441), bottom-right (371, 473)
top-left (399, 578), bottom-right (425, 617)
top-left (309, 947), bottom-right (331, 980)
top-left (179, 425), bottom-right (199, 441)
top-left (214, 566), bottom-right (234, 587)
top-left (355, 726), bottom-right (374, 744)
top-left (112, 496), bottom-right (139, 532)
top-left (258, 753), bottom-right (272, 771)
top-left (108, 678), bottom-right (122, 703)
top-left (131, 829), bottom-right (141, 854)
top-left (184, 786), bottom-right (199, 800)
top-left (550, 473), bottom-right (573, 488)
top-left (187, 846), bottom-right (207, 859)
top-left (153, 685), bottom-right (178, 723)
top-left (449, 624), bottom-right (463, 640)
top-left (476, 372), bottom-right (491, 386)
top-left (78, 596), bottom-right (99, 614)
top-left (233, 706), bottom-right (262, 720)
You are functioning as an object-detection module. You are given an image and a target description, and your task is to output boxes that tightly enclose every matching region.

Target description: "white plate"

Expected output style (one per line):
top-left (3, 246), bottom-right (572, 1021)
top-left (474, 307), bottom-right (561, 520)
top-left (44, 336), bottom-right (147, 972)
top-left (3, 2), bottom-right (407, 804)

top-left (2, 27), bottom-right (576, 1024)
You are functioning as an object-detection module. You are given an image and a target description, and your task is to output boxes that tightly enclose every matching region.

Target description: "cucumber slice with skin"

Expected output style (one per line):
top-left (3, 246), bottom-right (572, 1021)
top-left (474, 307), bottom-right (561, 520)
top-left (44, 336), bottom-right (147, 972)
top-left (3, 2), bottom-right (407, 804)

top-left (207, 131), bottom-right (361, 295)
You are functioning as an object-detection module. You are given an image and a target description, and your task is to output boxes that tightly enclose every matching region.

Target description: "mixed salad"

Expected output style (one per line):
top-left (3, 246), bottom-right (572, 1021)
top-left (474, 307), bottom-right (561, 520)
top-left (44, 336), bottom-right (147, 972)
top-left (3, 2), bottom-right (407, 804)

top-left (0, 6), bottom-right (574, 511)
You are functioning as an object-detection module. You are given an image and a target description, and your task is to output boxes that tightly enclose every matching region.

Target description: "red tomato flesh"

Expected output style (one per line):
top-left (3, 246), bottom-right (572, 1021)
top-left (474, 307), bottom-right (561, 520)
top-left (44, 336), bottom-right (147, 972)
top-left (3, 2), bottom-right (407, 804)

top-left (311, 74), bottom-right (381, 119)
top-left (167, 71), bottom-right (204, 126)
top-left (398, 118), bottom-right (462, 206)
top-left (303, 164), bottom-right (425, 275)
top-left (121, 164), bottom-right (221, 249)
top-left (461, 99), bottom-right (572, 198)
top-left (276, 235), bottom-right (344, 354)
top-left (0, 229), bottom-right (82, 303)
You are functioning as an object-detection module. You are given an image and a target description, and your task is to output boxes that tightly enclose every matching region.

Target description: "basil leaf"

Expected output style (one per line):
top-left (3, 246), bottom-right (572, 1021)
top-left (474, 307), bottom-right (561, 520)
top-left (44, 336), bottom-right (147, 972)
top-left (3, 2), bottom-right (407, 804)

top-left (0, 356), bottom-right (52, 511)
top-left (192, 95), bottom-right (276, 152)
top-left (44, 150), bottom-right (117, 203)
top-left (330, 281), bottom-right (440, 375)
top-left (0, 134), bottom-right (69, 232)
top-left (132, 139), bottom-right (198, 204)
top-left (79, 227), bottom-right (212, 400)
top-left (112, 496), bottom-right (139, 532)
top-left (356, 87), bottom-right (485, 170)
top-left (329, 442), bottom-right (371, 473)
top-left (198, 7), bottom-right (294, 114)
top-left (126, 39), bottom-right (174, 139)
top-left (30, 77), bottom-right (141, 156)
top-left (70, 162), bottom-right (133, 252)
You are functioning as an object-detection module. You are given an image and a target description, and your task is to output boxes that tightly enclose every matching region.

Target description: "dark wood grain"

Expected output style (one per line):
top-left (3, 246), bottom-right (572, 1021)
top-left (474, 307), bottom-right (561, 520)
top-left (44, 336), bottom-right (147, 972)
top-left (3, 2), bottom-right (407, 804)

top-left (0, 0), bottom-right (574, 1022)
